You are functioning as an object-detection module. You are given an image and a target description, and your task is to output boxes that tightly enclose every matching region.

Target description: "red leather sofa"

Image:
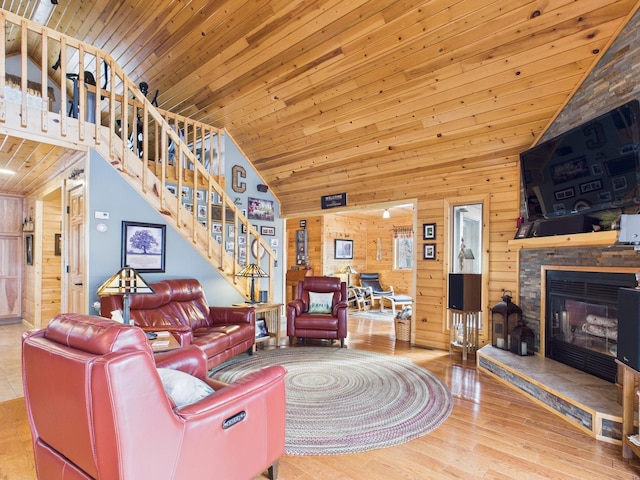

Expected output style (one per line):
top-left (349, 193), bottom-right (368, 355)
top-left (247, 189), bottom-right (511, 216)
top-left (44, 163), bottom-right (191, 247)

top-left (22, 313), bottom-right (286, 480)
top-left (100, 278), bottom-right (255, 369)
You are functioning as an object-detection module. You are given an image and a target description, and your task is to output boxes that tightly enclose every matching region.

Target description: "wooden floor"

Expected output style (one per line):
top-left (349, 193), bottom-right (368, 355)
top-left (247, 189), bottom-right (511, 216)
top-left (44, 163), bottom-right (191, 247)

top-left (2, 315), bottom-right (640, 479)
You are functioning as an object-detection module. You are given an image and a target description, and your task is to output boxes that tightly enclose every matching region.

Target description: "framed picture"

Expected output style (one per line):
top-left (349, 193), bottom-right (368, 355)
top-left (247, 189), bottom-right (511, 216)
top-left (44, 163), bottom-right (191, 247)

top-left (248, 197), bottom-right (275, 221)
top-left (256, 319), bottom-right (269, 338)
top-left (514, 223), bottom-right (533, 239)
top-left (261, 225), bottom-right (275, 236)
top-left (335, 239), bottom-right (353, 259)
top-left (423, 243), bottom-right (436, 260)
top-left (121, 221), bottom-right (166, 272)
top-left (423, 223), bottom-right (436, 239)
top-left (25, 234), bottom-right (34, 265)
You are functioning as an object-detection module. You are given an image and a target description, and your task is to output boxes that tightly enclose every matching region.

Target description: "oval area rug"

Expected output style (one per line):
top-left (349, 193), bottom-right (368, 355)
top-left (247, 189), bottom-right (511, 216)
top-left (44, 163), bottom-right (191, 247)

top-left (209, 347), bottom-right (453, 455)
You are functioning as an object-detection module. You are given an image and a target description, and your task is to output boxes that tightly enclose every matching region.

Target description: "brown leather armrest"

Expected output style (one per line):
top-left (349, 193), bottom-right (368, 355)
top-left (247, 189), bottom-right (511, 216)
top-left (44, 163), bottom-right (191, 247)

top-left (208, 306), bottom-right (255, 326)
top-left (287, 299), bottom-right (304, 316)
top-left (177, 365), bottom-right (286, 418)
top-left (332, 301), bottom-right (348, 316)
top-left (154, 345), bottom-right (207, 377)
top-left (141, 325), bottom-right (192, 346)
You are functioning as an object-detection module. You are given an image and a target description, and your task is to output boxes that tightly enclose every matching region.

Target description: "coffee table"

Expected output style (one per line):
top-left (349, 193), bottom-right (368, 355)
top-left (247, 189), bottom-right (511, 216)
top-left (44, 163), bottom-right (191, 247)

top-left (381, 295), bottom-right (412, 315)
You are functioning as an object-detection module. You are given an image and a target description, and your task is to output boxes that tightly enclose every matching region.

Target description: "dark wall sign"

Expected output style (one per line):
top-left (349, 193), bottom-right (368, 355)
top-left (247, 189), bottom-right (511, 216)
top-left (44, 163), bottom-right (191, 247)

top-left (321, 192), bottom-right (347, 209)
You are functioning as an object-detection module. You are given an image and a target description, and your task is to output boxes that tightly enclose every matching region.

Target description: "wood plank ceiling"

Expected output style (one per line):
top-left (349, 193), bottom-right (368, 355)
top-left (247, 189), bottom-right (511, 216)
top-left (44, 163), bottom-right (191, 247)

top-left (0, 0), bottom-right (638, 215)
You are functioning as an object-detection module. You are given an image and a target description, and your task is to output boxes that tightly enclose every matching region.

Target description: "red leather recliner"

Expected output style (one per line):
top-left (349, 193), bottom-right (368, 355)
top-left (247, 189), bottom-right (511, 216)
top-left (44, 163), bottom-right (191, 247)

top-left (286, 276), bottom-right (348, 347)
top-left (22, 313), bottom-right (286, 480)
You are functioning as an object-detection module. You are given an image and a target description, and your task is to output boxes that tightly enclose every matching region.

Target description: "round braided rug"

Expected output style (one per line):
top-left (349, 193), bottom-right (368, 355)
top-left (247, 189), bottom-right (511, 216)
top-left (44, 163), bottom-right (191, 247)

top-left (209, 347), bottom-right (453, 455)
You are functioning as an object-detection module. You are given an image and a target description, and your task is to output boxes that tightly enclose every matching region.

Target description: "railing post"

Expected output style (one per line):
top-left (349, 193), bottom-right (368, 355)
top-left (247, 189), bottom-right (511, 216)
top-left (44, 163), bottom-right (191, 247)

top-left (0, 11), bottom-right (6, 123)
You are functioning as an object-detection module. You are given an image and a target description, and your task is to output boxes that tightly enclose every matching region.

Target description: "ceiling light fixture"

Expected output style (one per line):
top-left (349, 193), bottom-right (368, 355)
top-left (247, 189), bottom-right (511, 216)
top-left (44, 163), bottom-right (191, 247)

top-left (0, 168), bottom-right (16, 175)
top-left (382, 209), bottom-right (390, 219)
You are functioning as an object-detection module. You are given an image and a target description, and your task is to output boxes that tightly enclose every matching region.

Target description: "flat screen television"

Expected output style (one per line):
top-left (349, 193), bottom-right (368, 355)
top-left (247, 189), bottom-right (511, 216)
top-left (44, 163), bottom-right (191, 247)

top-left (520, 99), bottom-right (640, 222)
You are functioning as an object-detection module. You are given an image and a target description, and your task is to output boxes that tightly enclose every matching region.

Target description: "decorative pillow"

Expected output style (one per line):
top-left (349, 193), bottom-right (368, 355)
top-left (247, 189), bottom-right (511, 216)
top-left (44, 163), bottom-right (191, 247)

top-left (157, 368), bottom-right (214, 408)
top-left (308, 291), bottom-right (334, 314)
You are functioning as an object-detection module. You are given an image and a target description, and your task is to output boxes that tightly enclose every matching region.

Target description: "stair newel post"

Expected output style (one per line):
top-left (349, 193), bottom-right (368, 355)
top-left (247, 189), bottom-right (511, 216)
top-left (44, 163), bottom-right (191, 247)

top-left (108, 59), bottom-right (117, 157)
top-left (78, 44), bottom-right (85, 140)
top-left (59, 37), bottom-right (67, 137)
top-left (20, 21), bottom-right (27, 127)
top-left (40, 27), bottom-right (48, 132)
top-left (121, 76), bottom-right (129, 172)
top-left (93, 52), bottom-right (101, 145)
top-left (0, 12), bottom-right (6, 123)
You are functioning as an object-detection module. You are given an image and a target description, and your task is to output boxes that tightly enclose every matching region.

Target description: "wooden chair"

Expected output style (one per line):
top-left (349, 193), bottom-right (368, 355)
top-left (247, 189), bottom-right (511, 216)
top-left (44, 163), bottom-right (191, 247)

top-left (359, 273), bottom-right (394, 310)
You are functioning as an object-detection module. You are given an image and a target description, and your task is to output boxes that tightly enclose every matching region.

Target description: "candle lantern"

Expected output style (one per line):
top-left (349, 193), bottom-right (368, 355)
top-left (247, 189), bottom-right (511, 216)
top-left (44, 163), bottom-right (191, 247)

top-left (509, 319), bottom-right (535, 356)
top-left (491, 291), bottom-right (522, 350)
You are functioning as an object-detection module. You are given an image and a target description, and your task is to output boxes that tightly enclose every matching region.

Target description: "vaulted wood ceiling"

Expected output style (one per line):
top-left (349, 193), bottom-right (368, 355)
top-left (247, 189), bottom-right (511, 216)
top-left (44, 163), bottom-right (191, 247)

top-left (1, 1), bottom-right (638, 215)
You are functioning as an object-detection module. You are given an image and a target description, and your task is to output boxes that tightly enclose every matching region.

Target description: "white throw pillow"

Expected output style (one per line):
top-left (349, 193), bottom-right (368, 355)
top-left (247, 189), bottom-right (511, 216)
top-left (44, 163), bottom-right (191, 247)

top-left (157, 368), bottom-right (214, 407)
top-left (308, 291), bottom-right (334, 314)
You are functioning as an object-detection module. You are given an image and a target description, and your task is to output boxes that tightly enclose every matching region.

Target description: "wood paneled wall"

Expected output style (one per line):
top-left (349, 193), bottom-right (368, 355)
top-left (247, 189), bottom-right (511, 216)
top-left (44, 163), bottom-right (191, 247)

top-left (40, 192), bottom-right (62, 326)
top-left (286, 208), bottom-right (414, 305)
top-left (286, 161), bottom-right (521, 351)
top-left (21, 198), bottom-right (36, 327)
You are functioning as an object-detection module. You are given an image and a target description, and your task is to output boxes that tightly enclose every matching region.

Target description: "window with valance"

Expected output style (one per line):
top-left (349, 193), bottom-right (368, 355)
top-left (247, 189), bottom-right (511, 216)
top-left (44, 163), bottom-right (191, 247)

top-left (393, 226), bottom-right (413, 269)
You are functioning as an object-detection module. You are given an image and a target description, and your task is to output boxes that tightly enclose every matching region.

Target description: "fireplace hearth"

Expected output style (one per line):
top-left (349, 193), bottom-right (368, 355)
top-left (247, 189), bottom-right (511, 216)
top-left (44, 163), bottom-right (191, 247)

top-left (545, 270), bottom-right (636, 383)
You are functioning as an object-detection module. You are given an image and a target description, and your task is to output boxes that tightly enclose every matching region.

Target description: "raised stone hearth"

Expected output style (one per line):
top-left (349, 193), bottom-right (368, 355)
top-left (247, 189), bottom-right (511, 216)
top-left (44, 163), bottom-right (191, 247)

top-left (477, 345), bottom-right (622, 444)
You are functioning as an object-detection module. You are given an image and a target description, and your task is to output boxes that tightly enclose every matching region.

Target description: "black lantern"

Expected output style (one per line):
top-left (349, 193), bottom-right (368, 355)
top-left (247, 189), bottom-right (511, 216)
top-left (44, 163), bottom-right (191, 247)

top-left (510, 319), bottom-right (535, 356)
top-left (491, 291), bottom-right (522, 350)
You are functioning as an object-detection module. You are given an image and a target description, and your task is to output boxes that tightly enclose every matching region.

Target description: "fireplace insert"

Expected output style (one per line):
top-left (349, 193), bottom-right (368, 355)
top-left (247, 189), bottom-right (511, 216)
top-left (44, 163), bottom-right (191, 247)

top-left (545, 270), bottom-right (636, 383)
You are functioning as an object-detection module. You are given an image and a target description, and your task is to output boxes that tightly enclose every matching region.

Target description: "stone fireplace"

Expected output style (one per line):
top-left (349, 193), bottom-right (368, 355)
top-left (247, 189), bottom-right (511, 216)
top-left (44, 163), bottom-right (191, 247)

top-left (544, 269), bottom-right (636, 383)
top-left (517, 240), bottom-right (640, 381)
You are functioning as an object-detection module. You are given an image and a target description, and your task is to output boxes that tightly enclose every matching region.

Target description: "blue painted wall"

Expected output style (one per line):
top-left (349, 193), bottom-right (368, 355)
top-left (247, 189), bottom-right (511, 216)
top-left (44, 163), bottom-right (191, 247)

top-left (87, 136), bottom-right (284, 310)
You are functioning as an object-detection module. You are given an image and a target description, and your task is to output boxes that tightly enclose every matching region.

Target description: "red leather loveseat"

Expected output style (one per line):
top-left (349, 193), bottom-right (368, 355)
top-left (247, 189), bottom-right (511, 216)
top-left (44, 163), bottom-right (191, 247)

top-left (100, 278), bottom-right (255, 369)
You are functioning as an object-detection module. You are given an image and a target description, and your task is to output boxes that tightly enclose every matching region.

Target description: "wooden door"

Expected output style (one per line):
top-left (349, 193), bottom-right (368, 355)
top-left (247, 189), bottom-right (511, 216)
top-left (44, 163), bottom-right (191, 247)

top-left (66, 182), bottom-right (86, 313)
top-left (0, 195), bottom-right (23, 322)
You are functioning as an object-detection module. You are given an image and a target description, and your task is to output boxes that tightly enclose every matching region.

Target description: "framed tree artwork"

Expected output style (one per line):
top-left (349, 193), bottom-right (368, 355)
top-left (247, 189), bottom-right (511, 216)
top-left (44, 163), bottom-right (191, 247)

top-left (121, 221), bottom-right (166, 272)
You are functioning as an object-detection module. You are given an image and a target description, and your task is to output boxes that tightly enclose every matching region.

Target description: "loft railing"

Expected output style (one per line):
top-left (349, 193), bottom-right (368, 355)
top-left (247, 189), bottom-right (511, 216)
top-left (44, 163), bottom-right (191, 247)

top-left (0, 8), bottom-right (274, 300)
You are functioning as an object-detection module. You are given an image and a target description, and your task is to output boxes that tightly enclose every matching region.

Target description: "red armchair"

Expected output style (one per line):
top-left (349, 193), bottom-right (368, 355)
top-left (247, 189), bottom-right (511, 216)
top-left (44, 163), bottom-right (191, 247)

top-left (22, 313), bottom-right (286, 480)
top-left (287, 276), bottom-right (348, 347)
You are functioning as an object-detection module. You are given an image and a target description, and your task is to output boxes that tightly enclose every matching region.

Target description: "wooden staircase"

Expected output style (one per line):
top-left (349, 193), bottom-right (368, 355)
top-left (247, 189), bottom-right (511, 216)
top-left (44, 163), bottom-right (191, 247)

top-left (0, 8), bottom-right (274, 301)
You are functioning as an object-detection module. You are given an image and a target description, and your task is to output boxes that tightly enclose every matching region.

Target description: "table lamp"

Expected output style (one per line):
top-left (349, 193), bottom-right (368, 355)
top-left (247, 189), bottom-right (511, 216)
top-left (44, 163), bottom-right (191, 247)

top-left (236, 263), bottom-right (269, 304)
top-left (344, 265), bottom-right (357, 289)
top-left (97, 266), bottom-right (155, 326)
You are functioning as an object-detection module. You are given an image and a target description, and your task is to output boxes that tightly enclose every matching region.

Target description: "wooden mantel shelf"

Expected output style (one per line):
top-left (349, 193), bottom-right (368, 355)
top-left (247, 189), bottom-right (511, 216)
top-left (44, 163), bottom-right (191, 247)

top-left (508, 230), bottom-right (618, 249)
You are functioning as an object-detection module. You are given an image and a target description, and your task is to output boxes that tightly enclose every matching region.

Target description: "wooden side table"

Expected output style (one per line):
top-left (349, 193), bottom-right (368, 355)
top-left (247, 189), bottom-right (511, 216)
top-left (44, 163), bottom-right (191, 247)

top-left (448, 309), bottom-right (480, 361)
top-left (234, 303), bottom-right (283, 348)
top-left (149, 332), bottom-right (181, 352)
top-left (617, 360), bottom-right (640, 459)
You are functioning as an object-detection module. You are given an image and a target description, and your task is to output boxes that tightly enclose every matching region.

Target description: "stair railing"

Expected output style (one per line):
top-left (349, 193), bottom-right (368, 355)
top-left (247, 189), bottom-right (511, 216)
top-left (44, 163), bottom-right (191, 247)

top-left (0, 8), bottom-right (274, 300)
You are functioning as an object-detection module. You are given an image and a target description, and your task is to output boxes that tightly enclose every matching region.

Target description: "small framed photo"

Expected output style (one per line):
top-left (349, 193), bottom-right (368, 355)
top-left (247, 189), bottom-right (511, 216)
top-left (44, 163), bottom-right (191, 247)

top-left (261, 225), bottom-right (275, 236)
top-left (423, 223), bottom-right (436, 240)
top-left (256, 319), bottom-right (269, 338)
top-left (423, 243), bottom-right (436, 260)
top-left (514, 223), bottom-right (533, 239)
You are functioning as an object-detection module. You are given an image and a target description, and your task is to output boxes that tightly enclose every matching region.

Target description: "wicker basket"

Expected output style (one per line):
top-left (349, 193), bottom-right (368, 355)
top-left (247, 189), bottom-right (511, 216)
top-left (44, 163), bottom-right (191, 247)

top-left (394, 317), bottom-right (411, 342)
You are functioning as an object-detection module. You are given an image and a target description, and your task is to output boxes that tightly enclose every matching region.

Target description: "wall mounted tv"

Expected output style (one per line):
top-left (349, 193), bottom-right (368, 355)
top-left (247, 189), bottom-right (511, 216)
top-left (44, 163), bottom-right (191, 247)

top-left (520, 99), bottom-right (640, 222)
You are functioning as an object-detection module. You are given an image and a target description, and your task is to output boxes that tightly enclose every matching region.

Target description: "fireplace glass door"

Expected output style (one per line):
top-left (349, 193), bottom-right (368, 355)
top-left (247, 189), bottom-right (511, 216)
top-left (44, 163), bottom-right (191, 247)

top-left (546, 270), bottom-right (636, 383)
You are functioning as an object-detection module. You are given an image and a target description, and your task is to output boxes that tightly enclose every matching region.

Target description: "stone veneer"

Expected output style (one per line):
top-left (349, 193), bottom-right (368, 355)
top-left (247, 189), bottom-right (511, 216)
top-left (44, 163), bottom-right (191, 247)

top-left (518, 245), bottom-right (640, 351)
